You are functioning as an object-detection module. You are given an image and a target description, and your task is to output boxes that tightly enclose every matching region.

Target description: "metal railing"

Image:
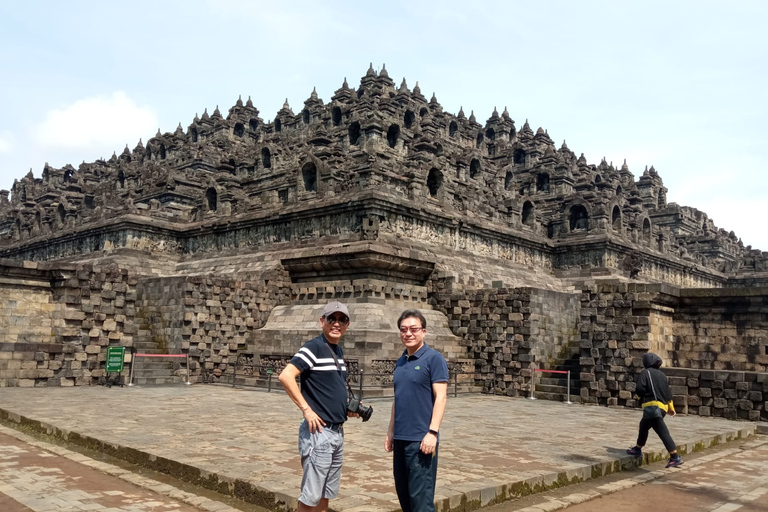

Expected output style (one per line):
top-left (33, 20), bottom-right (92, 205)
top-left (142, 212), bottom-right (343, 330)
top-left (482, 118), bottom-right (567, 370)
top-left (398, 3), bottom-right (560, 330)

top-left (202, 358), bottom-right (475, 398)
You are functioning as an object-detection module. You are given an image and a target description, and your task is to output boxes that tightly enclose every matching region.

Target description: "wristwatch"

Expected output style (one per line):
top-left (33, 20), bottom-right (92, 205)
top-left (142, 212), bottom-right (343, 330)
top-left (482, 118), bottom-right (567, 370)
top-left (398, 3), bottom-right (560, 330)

top-left (428, 429), bottom-right (439, 436)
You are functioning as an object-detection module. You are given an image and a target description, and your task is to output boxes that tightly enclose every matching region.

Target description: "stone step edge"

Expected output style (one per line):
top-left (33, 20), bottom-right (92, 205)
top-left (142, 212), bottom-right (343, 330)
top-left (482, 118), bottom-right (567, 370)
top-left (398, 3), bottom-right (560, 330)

top-left (439, 424), bottom-right (757, 512)
top-left (0, 424), bottom-right (243, 512)
top-left (507, 437), bottom-right (768, 512)
top-left (0, 405), bottom-right (757, 512)
top-left (0, 406), bottom-right (295, 512)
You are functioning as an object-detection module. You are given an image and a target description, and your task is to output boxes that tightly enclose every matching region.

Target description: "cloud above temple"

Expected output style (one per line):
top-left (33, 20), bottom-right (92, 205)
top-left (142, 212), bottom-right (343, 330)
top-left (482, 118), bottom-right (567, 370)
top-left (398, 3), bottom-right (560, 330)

top-left (35, 92), bottom-right (158, 152)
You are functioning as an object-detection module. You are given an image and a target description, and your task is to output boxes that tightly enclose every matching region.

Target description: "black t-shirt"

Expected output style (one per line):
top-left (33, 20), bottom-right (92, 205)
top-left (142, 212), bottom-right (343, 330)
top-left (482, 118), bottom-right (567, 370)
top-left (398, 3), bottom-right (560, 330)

top-left (290, 334), bottom-right (348, 424)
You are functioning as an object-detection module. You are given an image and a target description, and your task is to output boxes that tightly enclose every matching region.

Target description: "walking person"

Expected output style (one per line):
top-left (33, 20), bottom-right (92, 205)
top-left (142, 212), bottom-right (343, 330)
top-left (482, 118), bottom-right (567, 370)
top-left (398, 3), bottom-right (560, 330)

top-left (385, 309), bottom-right (449, 512)
top-left (279, 301), bottom-right (360, 512)
top-left (627, 352), bottom-right (683, 468)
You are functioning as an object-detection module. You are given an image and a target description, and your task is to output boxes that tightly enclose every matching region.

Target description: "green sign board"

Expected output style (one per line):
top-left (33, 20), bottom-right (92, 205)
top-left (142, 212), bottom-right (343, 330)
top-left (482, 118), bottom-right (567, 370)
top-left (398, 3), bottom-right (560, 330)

top-left (266, 368), bottom-right (274, 376)
top-left (106, 346), bottom-right (125, 373)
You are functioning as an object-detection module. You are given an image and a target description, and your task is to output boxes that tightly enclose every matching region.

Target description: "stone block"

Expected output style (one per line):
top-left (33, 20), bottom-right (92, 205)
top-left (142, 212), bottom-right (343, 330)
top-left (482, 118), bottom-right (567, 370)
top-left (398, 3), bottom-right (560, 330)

top-left (62, 310), bottom-right (86, 321)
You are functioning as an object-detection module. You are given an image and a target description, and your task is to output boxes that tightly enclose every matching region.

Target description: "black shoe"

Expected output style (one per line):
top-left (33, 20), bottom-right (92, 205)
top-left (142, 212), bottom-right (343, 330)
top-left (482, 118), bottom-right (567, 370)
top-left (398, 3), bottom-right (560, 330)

top-left (665, 455), bottom-right (683, 468)
top-left (626, 446), bottom-right (642, 457)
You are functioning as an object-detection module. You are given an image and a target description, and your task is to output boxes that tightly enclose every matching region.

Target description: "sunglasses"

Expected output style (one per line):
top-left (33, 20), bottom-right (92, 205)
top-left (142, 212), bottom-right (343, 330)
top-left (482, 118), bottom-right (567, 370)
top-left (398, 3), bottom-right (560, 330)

top-left (324, 315), bottom-right (349, 326)
top-left (399, 327), bottom-right (423, 335)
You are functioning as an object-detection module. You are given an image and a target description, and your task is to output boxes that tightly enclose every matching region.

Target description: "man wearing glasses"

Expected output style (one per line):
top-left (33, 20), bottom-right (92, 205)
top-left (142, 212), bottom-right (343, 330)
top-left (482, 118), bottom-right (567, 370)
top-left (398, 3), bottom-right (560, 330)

top-left (279, 301), bottom-right (358, 512)
top-left (385, 309), bottom-right (449, 512)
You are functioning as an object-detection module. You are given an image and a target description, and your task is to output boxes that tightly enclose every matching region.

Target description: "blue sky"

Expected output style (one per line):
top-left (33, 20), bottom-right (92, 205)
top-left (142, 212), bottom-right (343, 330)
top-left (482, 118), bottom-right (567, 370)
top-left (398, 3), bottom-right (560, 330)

top-left (1, 1), bottom-right (766, 250)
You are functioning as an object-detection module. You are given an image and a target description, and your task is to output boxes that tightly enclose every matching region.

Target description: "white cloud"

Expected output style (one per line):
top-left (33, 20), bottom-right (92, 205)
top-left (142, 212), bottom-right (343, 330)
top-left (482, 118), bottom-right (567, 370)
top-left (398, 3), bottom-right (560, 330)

top-left (35, 92), bottom-right (158, 151)
top-left (0, 131), bottom-right (13, 154)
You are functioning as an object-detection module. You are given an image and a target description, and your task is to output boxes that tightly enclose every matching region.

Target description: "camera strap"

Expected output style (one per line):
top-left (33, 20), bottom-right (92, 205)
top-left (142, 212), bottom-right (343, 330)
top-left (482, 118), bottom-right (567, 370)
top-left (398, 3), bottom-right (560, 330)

top-left (323, 339), bottom-right (357, 399)
top-left (323, 339), bottom-right (343, 373)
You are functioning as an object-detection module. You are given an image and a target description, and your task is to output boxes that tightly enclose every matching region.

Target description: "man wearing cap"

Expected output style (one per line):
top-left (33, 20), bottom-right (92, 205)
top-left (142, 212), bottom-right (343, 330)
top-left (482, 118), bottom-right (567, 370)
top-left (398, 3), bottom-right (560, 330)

top-left (279, 301), bottom-right (358, 512)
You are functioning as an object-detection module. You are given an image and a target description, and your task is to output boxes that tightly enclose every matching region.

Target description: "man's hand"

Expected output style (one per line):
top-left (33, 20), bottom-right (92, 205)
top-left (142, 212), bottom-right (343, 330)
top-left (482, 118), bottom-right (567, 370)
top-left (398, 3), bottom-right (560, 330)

top-left (668, 409), bottom-right (676, 417)
top-left (384, 433), bottom-right (394, 452)
top-left (302, 407), bottom-right (325, 433)
top-left (420, 431), bottom-right (437, 455)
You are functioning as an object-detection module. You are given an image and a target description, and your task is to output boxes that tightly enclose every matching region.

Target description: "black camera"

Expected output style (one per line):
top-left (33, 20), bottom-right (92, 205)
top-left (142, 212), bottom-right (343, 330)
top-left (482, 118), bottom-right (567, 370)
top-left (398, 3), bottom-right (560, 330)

top-left (347, 397), bottom-right (373, 422)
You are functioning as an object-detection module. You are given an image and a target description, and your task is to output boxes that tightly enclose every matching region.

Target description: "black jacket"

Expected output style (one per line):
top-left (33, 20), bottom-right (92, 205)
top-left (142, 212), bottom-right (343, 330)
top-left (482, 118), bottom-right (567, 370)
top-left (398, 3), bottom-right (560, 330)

top-left (635, 353), bottom-right (673, 406)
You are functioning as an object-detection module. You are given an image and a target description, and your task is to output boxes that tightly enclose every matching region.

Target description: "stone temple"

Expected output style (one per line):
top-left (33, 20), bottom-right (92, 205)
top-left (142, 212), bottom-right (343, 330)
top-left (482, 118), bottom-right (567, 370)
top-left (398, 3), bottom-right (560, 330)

top-left (1, 65), bottom-right (766, 421)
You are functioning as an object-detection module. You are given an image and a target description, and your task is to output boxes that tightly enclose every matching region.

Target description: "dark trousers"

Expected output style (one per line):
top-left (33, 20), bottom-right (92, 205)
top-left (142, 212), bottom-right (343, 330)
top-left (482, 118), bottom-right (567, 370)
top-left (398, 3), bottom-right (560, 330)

top-left (636, 416), bottom-right (677, 453)
top-left (393, 440), bottom-right (438, 512)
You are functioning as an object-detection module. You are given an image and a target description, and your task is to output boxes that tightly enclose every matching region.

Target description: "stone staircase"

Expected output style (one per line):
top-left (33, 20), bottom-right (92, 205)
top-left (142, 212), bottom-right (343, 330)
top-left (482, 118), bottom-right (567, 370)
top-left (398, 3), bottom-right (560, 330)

top-left (533, 345), bottom-right (581, 403)
top-left (129, 338), bottom-right (187, 386)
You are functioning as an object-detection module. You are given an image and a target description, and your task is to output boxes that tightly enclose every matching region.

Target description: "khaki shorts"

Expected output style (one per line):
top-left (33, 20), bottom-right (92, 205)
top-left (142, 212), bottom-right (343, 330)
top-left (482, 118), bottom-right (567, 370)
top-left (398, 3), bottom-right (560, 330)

top-left (298, 420), bottom-right (344, 507)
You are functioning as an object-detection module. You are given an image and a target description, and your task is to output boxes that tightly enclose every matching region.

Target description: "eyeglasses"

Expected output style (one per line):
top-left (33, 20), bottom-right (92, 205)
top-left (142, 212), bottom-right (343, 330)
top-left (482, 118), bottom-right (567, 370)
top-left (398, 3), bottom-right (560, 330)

top-left (399, 327), bottom-right (423, 335)
top-left (324, 315), bottom-right (349, 326)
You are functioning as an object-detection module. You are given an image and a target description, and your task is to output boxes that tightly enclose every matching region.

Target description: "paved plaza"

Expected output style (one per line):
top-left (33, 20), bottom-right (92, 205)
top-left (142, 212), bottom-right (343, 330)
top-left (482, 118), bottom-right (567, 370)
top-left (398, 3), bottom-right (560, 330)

top-left (0, 386), bottom-right (758, 512)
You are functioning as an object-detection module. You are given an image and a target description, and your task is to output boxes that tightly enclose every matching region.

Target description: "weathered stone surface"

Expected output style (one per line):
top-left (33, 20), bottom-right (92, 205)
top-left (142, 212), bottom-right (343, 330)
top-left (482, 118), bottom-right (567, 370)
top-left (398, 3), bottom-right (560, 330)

top-left (0, 68), bottom-right (766, 421)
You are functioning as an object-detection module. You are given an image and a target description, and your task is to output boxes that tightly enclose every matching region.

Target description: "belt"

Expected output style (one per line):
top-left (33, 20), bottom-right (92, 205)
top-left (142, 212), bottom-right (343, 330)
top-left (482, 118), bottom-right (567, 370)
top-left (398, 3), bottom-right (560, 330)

top-left (325, 422), bottom-right (344, 432)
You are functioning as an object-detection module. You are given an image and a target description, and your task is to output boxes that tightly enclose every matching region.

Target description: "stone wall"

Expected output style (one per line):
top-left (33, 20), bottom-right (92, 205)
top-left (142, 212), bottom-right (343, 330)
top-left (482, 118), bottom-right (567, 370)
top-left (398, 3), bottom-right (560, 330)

top-left (430, 281), bottom-right (581, 395)
top-left (0, 265), bottom-right (57, 387)
top-left (578, 283), bottom-right (768, 421)
top-left (3, 256), bottom-right (767, 423)
top-left (0, 259), bottom-right (294, 387)
top-left (663, 368), bottom-right (767, 421)
top-left (48, 263), bottom-right (139, 386)
top-left (671, 288), bottom-right (768, 371)
top-left (0, 266), bottom-right (54, 345)
top-left (0, 260), bottom-right (140, 387)
top-left (134, 277), bottom-right (189, 367)
top-left (179, 272), bottom-right (292, 380)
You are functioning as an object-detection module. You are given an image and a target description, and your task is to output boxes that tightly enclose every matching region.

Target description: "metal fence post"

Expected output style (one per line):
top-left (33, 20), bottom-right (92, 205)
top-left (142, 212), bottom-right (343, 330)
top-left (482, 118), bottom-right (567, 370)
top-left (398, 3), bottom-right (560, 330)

top-left (359, 370), bottom-right (364, 400)
top-left (232, 360), bottom-right (237, 388)
top-left (185, 354), bottom-right (192, 385)
top-left (527, 371), bottom-right (537, 400)
top-left (127, 348), bottom-right (137, 387)
top-left (453, 371), bottom-right (458, 398)
top-left (564, 370), bottom-right (573, 404)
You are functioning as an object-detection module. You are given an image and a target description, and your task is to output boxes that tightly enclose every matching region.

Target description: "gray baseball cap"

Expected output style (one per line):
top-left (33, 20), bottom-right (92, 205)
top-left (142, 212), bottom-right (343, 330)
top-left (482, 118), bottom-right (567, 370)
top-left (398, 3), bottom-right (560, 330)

top-left (322, 301), bottom-right (350, 319)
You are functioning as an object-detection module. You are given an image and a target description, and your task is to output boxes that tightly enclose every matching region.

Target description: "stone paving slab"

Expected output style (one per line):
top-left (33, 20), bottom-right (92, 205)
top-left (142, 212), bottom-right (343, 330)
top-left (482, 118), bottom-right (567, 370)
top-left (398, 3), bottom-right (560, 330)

top-left (0, 426), bottom-right (241, 512)
top-left (0, 386), bottom-right (756, 512)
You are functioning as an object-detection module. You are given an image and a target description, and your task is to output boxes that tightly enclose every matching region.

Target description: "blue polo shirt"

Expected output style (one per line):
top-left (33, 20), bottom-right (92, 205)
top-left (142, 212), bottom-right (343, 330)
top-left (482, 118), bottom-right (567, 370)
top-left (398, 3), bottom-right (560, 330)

top-left (393, 343), bottom-right (449, 441)
top-left (290, 334), bottom-right (349, 424)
